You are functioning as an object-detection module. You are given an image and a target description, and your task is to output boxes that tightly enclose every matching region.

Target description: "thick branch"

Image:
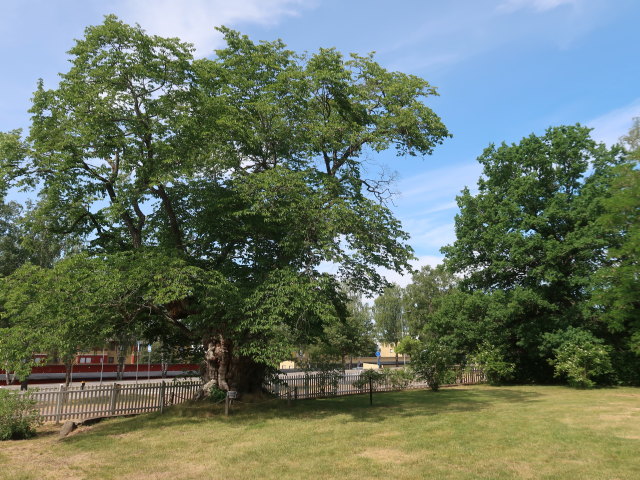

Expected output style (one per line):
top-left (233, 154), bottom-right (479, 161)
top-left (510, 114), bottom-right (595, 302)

top-left (154, 184), bottom-right (185, 252)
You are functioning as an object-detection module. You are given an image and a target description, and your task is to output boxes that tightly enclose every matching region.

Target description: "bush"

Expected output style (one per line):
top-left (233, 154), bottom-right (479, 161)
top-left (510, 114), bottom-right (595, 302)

top-left (384, 367), bottom-right (416, 389)
top-left (352, 369), bottom-right (384, 389)
top-left (208, 385), bottom-right (227, 403)
top-left (0, 389), bottom-right (42, 440)
top-left (410, 341), bottom-right (456, 391)
top-left (469, 342), bottom-right (515, 385)
top-left (543, 328), bottom-right (613, 388)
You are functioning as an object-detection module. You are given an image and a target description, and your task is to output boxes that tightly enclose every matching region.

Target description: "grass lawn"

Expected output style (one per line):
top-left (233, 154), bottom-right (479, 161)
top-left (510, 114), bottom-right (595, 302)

top-left (1, 385), bottom-right (639, 480)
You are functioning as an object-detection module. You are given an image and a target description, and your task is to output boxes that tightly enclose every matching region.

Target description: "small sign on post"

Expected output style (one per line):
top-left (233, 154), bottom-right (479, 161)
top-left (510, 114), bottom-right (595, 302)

top-left (225, 390), bottom-right (237, 416)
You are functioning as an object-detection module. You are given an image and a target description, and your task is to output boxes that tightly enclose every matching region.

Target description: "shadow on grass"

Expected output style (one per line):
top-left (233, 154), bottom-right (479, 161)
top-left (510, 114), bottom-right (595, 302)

top-left (60, 385), bottom-right (543, 442)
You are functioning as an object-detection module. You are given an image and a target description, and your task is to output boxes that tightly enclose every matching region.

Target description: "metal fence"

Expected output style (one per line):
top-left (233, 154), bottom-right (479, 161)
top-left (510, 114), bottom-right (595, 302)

top-left (264, 368), bottom-right (486, 400)
top-left (26, 380), bottom-right (202, 423)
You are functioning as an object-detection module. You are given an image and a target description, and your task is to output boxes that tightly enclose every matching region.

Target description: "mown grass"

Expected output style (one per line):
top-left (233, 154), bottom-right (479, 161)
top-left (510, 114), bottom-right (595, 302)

top-left (1, 385), bottom-right (639, 480)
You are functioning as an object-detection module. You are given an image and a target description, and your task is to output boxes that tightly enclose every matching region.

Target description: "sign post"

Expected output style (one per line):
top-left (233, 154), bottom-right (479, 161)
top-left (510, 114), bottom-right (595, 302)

top-left (225, 390), bottom-right (237, 416)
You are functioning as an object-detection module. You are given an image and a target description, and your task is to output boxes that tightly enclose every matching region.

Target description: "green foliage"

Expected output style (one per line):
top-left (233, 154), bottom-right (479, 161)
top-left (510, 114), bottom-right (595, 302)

top-left (373, 285), bottom-right (406, 360)
top-left (542, 328), bottom-right (613, 388)
top-left (352, 368), bottom-right (384, 389)
top-left (440, 125), bottom-right (626, 383)
top-left (0, 16), bottom-right (450, 392)
top-left (410, 340), bottom-right (456, 391)
top-left (404, 265), bottom-right (457, 337)
top-left (590, 161), bottom-right (640, 355)
top-left (469, 342), bottom-right (515, 385)
top-left (308, 288), bottom-right (376, 367)
top-left (208, 386), bottom-right (227, 403)
top-left (395, 336), bottom-right (422, 356)
top-left (383, 367), bottom-right (416, 389)
top-left (619, 117), bottom-right (640, 160)
top-left (0, 389), bottom-right (42, 440)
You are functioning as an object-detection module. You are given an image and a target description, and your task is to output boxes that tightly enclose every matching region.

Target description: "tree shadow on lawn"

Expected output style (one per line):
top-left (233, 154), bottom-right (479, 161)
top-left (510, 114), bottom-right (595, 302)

top-left (62, 386), bottom-right (543, 440)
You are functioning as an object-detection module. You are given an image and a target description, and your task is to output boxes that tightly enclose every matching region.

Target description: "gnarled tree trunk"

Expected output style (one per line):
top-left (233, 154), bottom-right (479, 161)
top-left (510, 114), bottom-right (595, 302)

top-left (201, 334), bottom-right (267, 396)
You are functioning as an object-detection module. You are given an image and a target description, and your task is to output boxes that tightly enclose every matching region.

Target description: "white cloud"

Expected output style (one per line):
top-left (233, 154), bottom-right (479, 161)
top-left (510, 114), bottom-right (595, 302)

top-left (588, 98), bottom-right (640, 147)
top-left (116, 0), bottom-right (312, 56)
top-left (377, 255), bottom-right (443, 289)
top-left (400, 162), bottom-right (482, 204)
top-left (498, 0), bottom-right (580, 12)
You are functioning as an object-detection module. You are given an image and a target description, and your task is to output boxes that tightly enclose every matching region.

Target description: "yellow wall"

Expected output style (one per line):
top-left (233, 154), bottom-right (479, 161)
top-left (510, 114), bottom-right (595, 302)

top-left (378, 343), bottom-right (396, 357)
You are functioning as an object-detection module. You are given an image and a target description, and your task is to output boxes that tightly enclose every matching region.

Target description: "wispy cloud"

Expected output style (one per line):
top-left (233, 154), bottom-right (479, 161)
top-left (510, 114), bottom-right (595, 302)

top-left (498, 0), bottom-right (580, 13)
top-left (384, 0), bottom-right (610, 73)
top-left (588, 98), bottom-right (640, 146)
top-left (116, 0), bottom-right (313, 56)
top-left (377, 255), bottom-right (444, 289)
top-left (400, 163), bottom-right (482, 202)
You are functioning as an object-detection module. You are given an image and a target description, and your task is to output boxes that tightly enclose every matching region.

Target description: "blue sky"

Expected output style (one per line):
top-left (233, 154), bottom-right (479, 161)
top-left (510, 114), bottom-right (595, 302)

top-left (1, 0), bottom-right (638, 285)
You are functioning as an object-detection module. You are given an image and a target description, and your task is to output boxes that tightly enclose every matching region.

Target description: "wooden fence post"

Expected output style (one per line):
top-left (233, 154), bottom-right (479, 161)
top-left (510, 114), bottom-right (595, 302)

top-left (109, 383), bottom-right (120, 416)
top-left (159, 381), bottom-right (166, 414)
top-left (369, 377), bottom-right (373, 406)
top-left (54, 384), bottom-right (64, 424)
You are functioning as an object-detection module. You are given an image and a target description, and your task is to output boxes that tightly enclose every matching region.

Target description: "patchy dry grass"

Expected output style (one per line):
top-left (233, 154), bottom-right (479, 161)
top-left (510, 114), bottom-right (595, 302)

top-left (1, 385), bottom-right (639, 480)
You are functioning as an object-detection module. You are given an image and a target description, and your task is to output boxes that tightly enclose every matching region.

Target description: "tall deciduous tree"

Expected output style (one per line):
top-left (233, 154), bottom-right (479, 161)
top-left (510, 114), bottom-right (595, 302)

top-left (0, 17), bottom-right (449, 393)
top-left (441, 125), bottom-right (626, 382)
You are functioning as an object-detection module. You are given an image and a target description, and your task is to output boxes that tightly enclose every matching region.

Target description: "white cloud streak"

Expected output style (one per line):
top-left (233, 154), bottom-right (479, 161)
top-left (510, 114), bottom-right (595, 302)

top-left (588, 98), bottom-right (640, 147)
top-left (116, 0), bottom-right (312, 56)
top-left (377, 255), bottom-right (444, 289)
top-left (498, 0), bottom-right (580, 12)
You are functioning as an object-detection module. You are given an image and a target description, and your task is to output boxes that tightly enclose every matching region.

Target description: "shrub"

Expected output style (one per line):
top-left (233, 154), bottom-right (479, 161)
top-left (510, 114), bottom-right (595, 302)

top-left (469, 342), bottom-right (515, 385)
top-left (543, 327), bottom-right (613, 388)
top-left (208, 385), bottom-right (227, 403)
top-left (384, 367), bottom-right (416, 389)
top-left (0, 389), bottom-right (42, 440)
top-left (352, 369), bottom-right (384, 389)
top-left (410, 341), bottom-right (455, 391)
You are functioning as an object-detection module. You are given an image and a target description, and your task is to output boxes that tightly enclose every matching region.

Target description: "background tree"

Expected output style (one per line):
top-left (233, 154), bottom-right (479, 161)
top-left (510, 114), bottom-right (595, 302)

top-left (587, 121), bottom-right (640, 383)
top-left (374, 285), bottom-right (406, 366)
top-left (0, 200), bottom-right (26, 277)
top-left (403, 264), bottom-right (457, 337)
top-left (619, 117), bottom-right (640, 160)
top-left (312, 290), bottom-right (377, 369)
top-left (441, 125), bottom-right (626, 383)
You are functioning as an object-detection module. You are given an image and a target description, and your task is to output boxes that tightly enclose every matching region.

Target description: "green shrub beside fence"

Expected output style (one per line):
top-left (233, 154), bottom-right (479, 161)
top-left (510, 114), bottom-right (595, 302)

top-left (0, 389), bottom-right (42, 440)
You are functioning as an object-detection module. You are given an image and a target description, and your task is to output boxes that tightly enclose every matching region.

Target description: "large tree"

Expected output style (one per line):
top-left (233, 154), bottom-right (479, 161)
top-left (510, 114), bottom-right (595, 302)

top-left (441, 125), bottom-right (626, 382)
top-left (0, 16), bottom-right (449, 393)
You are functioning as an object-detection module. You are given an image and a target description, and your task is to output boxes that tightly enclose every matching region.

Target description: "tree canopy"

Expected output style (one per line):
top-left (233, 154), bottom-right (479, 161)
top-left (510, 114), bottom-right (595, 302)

top-left (432, 125), bottom-right (636, 384)
top-left (0, 16), bottom-right (449, 392)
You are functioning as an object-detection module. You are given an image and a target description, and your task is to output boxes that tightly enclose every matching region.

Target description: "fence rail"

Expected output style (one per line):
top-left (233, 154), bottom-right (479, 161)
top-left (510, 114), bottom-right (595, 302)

top-left (26, 380), bottom-right (202, 422)
top-left (21, 368), bottom-right (484, 423)
top-left (264, 368), bottom-right (485, 400)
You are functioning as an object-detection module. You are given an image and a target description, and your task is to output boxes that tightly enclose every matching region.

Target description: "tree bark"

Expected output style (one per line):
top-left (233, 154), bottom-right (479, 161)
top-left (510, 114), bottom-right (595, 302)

top-left (64, 361), bottom-right (73, 387)
top-left (201, 334), bottom-right (267, 395)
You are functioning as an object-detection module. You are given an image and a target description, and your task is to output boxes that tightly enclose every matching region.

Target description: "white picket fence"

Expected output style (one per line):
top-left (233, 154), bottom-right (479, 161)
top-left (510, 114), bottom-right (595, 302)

top-left (26, 380), bottom-right (202, 422)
